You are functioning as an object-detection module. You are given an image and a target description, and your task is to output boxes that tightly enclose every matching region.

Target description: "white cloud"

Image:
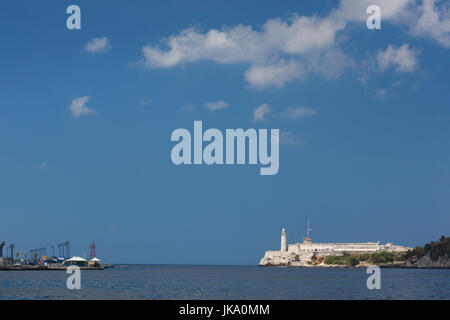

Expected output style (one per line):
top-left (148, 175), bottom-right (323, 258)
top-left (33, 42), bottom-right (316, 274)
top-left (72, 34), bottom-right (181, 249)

top-left (410, 0), bottom-right (450, 47)
top-left (68, 96), bottom-right (95, 118)
top-left (330, 0), bottom-right (412, 23)
top-left (280, 107), bottom-right (317, 120)
top-left (85, 37), bottom-right (112, 53)
top-left (204, 100), bottom-right (229, 111)
top-left (142, 26), bottom-right (267, 68)
top-left (142, 0), bottom-right (418, 70)
top-left (252, 104), bottom-right (271, 122)
top-left (376, 44), bottom-right (419, 73)
top-left (280, 132), bottom-right (305, 146)
top-left (306, 49), bottom-right (355, 79)
top-left (139, 13), bottom-right (347, 89)
top-left (141, 16), bottom-right (344, 69)
top-left (245, 60), bottom-right (305, 89)
top-left (140, 97), bottom-right (152, 106)
top-left (262, 15), bottom-right (345, 55)
top-left (137, 0), bottom-right (448, 89)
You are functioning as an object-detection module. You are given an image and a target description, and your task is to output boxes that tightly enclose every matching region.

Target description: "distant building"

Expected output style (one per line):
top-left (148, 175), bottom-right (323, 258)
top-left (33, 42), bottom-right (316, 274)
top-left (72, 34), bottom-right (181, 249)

top-left (64, 256), bottom-right (88, 267)
top-left (0, 257), bottom-right (13, 266)
top-left (259, 226), bottom-right (412, 266)
top-left (88, 257), bottom-right (101, 267)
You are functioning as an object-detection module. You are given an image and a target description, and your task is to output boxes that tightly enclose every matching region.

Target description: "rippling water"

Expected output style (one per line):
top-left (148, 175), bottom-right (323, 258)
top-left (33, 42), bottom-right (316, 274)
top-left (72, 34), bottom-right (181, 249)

top-left (0, 265), bottom-right (449, 300)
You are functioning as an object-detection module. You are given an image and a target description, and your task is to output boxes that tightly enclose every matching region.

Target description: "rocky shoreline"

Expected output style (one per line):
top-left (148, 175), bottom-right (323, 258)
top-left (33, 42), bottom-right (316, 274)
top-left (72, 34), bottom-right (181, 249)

top-left (259, 254), bottom-right (450, 269)
top-left (380, 254), bottom-right (450, 269)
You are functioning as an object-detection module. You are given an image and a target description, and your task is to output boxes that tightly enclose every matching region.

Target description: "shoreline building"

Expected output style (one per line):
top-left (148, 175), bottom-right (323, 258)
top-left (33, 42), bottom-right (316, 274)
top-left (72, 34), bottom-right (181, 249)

top-left (259, 225), bottom-right (412, 266)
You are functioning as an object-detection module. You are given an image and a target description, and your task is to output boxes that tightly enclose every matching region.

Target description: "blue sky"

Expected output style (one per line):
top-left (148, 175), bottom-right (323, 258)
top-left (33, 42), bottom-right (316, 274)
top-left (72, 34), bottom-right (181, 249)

top-left (0, 0), bottom-right (449, 264)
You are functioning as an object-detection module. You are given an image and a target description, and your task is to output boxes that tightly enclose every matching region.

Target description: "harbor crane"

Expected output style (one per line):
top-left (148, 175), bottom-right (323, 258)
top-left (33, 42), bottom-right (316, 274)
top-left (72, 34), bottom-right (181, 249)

top-left (29, 248), bottom-right (47, 262)
top-left (64, 241), bottom-right (70, 258)
top-left (6, 244), bottom-right (15, 259)
top-left (57, 241), bottom-right (70, 258)
top-left (0, 241), bottom-right (5, 258)
top-left (90, 241), bottom-right (96, 259)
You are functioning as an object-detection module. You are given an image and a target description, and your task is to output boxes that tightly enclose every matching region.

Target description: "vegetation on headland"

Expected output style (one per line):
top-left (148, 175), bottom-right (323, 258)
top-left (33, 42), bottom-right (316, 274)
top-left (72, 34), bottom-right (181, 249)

top-left (322, 236), bottom-right (449, 267)
top-left (323, 251), bottom-right (404, 267)
top-left (405, 236), bottom-right (449, 261)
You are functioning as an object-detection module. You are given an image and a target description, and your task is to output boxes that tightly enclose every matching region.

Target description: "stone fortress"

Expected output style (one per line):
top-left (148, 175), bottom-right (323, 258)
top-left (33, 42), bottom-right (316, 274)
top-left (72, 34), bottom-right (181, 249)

top-left (259, 223), bottom-right (412, 266)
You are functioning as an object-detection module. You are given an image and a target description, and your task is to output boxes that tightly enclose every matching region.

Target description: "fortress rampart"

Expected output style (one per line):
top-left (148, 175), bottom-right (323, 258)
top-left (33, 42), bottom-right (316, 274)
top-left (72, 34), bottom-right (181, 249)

top-left (259, 228), bottom-right (412, 266)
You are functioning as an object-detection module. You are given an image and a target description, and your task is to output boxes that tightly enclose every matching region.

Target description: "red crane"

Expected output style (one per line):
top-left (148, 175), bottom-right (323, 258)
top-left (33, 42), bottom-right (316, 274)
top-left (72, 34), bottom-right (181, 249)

top-left (89, 241), bottom-right (96, 259)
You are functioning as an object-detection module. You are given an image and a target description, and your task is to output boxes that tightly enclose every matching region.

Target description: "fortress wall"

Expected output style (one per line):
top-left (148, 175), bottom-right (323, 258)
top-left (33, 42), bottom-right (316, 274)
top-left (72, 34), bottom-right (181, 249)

top-left (287, 244), bottom-right (300, 254)
top-left (260, 250), bottom-right (294, 265)
top-left (259, 241), bottom-right (412, 265)
top-left (263, 250), bottom-right (278, 259)
top-left (299, 242), bottom-right (380, 251)
top-left (380, 244), bottom-right (411, 252)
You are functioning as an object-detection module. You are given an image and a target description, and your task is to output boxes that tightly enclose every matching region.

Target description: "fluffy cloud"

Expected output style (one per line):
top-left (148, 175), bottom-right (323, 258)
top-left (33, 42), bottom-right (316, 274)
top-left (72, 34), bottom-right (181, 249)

top-left (138, 0), bottom-right (448, 89)
top-left (261, 15), bottom-right (345, 54)
top-left (141, 15), bottom-right (344, 69)
top-left (245, 60), bottom-right (305, 89)
top-left (376, 44), bottom-right (419, 73)
top-left (68, 96), bottom-right (95, 118)
top-left (330, 0), bottom-right (412, 23)
top-left (204, 100), bottom-right (229, 111)
top-left (140, 13), bottom-right (347, 88)
top-left (334, 0), bottom-right (450, 48)
top-left (410, 0), bottom-right (450, 47)
top-left (252, 104), bottom-right (271, 122)
top-left (85, 37), bottom-right (112, 53)
top-left (306, 49), bottom-right (355, 79)
top-left (142, 27), bottom-right (267, 68)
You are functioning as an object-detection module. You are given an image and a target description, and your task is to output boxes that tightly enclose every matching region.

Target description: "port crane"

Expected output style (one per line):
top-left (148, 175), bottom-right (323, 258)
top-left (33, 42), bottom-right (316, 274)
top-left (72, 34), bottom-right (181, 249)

top-left (57, 241), bottom-right (70, 258)
top-left (0, 241), bottom-right (5, 257)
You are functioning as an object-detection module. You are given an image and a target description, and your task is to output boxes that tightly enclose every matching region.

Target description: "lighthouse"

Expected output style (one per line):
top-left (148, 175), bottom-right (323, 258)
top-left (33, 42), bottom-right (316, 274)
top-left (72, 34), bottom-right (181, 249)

top-left (281, 228), bottom-right (287, 252)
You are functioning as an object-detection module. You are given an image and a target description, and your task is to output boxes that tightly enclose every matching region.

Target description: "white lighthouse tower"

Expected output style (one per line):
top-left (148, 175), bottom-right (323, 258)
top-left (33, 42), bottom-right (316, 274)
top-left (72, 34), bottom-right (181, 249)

top-left (281, 228), bottom-right (287, 252)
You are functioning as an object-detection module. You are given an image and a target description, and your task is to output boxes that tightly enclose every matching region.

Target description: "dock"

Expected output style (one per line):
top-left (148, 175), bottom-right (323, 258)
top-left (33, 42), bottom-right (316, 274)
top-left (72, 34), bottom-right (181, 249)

top-left (0, 265), bottom-right (105, 271)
